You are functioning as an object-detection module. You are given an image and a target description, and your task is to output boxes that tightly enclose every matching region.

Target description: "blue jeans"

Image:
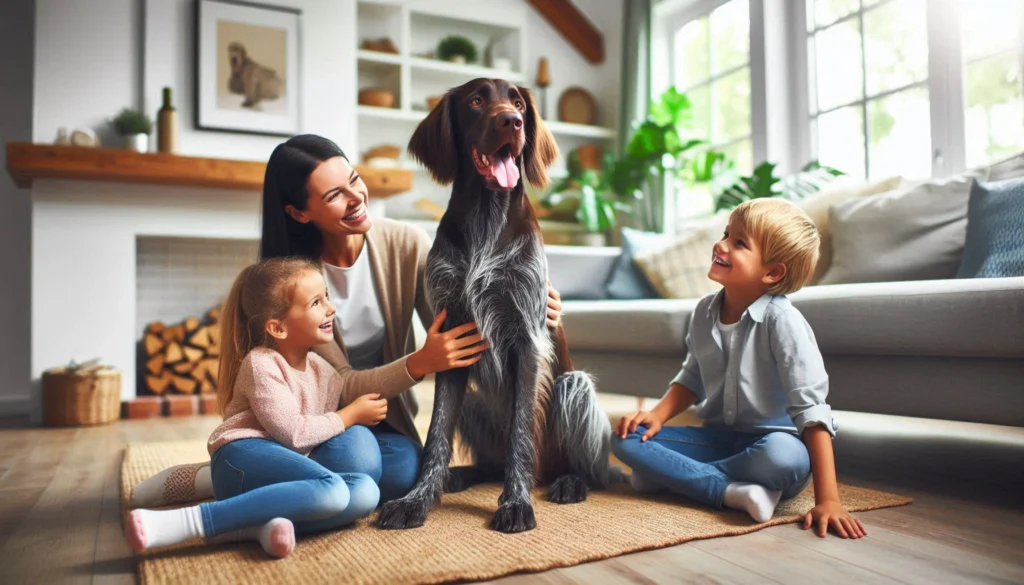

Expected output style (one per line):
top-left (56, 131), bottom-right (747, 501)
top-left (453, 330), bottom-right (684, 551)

top-left (611, 425), bottom-right (811, 509)
top-left (200, 438), bottom-right (379, 538)
top-left (311, 423), bottom-right (422, 503)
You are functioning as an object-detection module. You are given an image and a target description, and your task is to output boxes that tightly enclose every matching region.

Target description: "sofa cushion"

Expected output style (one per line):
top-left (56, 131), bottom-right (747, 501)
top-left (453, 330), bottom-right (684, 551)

top-left (790, 277), bottom-right (1024, 358)
top-left (956, 178), bottom-right (1024, 279)
top-left (797, 176), bottom-right (903, 284)
top-left (562, 299), bottom-right (698, 356)
top-left (603, 227), bottom-right (666, 299)
top-left (632, 213), bottom-right (729, 300)
top-left (820, 171), bottom-right (982, 285)
top-left (985, 150), bottom-right (1024, 182)
top-left (545, 245), bottom-right (620, 300)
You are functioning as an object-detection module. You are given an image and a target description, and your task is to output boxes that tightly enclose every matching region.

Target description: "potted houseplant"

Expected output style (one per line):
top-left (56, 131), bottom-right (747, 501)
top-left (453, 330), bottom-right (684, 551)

top-left (112, 108), bottom-right (153, 153)
top-left (437, 35), bottom-right (477, 64)
top-left (713, 160), bottom-right (845, 211)
top-left (543, 149), bottom-right (632, 246)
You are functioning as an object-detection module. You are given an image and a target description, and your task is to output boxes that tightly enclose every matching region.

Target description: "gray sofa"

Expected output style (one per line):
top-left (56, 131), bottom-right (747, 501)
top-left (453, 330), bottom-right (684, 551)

top-left (548, 245), bottom-right (1024, 428)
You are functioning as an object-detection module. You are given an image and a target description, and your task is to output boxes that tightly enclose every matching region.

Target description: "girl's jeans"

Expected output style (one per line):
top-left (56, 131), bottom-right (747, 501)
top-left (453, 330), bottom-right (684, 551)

top-left (611, 425), bottom-right (812, 509)
top-left (200, 436), bottom-right (379, 538)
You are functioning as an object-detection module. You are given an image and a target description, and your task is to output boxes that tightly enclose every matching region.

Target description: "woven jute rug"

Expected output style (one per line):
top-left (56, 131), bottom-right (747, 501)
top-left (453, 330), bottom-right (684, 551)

top-left (122, 440), bottom-right (911, 585)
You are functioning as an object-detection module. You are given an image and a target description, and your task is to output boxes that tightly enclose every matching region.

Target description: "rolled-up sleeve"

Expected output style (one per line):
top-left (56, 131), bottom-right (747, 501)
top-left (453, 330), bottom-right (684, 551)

top-left (672, 327), bottom-right (706, 402)
top-left (768, 308), bottom-right (835, 437)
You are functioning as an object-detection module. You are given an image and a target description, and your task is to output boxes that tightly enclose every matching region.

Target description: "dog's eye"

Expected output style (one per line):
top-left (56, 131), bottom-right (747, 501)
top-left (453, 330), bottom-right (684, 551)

top-left (470, 96), bottom-right (483, 107)
top-left (514, 99), bottom-right (524, 110)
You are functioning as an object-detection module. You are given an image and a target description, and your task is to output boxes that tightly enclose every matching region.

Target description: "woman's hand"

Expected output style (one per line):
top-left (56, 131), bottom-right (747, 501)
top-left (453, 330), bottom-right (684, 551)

top-left (802, 501), bottom-right (866, 539)
top-left (337, 393), bottom-right (387, 428)
top-left (406, 309), bottom-right (490, 380)
top-left (616, 411), bottom-right (663, 441)
top-left (546, 282), bottom-right (563, 329)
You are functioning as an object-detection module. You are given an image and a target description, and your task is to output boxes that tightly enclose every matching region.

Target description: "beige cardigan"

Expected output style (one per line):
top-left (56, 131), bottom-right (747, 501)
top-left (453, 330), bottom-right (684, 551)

top-left (312, 218), bottom-right (433, 445)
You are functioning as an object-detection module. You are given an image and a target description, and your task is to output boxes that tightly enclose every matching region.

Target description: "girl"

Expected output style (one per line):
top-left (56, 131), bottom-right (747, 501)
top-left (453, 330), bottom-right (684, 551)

top-left (126, 257), bottom-right (419, 557)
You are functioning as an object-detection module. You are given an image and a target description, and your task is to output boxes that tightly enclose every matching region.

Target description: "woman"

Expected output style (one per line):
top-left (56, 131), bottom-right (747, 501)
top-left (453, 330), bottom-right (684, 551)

top-left (257, 134), bottom-right (563, 502)
top-left (130, 134), bottom-right (564, 510)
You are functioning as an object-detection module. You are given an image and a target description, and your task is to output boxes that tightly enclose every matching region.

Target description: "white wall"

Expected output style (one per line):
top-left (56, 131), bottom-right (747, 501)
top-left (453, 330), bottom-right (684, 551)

top-left (0, 0), bottom-right (35, 416)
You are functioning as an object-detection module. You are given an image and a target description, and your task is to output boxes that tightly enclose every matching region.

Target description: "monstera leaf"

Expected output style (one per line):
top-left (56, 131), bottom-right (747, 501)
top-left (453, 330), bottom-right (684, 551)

top-left (714, 160), bottom-right (845, 212)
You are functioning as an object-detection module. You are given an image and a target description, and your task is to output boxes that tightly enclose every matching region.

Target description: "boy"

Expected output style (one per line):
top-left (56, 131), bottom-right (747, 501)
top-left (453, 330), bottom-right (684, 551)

top-left (612, 198), bottom-right (865, 539)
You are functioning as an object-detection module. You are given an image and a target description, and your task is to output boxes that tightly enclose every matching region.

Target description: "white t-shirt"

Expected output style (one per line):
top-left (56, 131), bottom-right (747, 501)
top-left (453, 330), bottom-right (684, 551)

top-left (322, 246), bottom-right (386, 370)
top-left (717, 319), bottom-right (740, 363)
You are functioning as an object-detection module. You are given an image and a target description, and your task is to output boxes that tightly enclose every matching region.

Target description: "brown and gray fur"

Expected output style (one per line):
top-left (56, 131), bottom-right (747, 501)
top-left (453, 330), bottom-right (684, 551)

top-left (227, 42), bottom-right (283, 109)
top-left (376, 79), bottom-right (622, 534)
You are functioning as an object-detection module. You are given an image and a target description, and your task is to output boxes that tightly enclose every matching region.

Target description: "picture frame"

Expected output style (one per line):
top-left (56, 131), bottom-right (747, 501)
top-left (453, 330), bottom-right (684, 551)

top-left (194, 0), bottom-right (301, 136)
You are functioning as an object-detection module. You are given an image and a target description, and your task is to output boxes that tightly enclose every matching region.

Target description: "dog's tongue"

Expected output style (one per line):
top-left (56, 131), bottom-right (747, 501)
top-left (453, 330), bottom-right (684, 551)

top-left (490, 151), bottom-right (519, 189)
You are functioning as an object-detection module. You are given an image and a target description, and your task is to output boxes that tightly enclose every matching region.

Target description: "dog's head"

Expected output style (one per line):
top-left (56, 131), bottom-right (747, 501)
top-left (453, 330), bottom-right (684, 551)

top-left (228, 42), bottom-right (247, 74)
top-left (408, 78), bottom-right (558, 191)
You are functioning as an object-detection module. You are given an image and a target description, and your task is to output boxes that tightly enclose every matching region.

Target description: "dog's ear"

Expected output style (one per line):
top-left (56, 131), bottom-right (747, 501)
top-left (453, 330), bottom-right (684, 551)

top-left (408, 92), bottom-right (457, 185)
top-left (520, 87), bottom-right (559, 189)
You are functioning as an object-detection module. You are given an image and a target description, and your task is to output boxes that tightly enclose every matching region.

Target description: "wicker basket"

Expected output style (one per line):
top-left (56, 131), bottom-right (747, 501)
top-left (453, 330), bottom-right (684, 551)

top-left (42, 364), bottom-right (122, 427)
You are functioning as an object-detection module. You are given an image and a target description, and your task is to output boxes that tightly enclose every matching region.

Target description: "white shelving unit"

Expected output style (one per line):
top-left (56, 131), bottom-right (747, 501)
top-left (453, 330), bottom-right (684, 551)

top-left (355, 0), bottom-right (616, 219)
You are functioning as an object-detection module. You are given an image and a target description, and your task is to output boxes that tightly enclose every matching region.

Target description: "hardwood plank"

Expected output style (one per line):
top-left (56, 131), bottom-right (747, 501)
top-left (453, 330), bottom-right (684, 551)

top-left (91, 445), bottom-right (136, 585)
top-left (0, 425), bottom-right (115, 583)
top-left (691, 530), bottom-right (904, 584)
top-left (0, 486), bottom-right (46, 549)
top-left (5, 142), bottom-right (413, 197)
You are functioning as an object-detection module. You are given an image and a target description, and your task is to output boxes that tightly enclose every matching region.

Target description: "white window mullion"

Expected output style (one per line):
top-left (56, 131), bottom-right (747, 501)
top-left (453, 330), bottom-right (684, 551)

top-left (926, 0), bottom-right (967, 176)
top-left (749, 0), bottom-right (769, 167)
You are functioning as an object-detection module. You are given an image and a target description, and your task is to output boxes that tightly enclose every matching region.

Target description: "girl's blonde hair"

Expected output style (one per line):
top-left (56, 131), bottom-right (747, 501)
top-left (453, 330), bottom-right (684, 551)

top-left (730, 198), bottom-right (820, 295)
top-left (217, 257), bottom-right (320, 415)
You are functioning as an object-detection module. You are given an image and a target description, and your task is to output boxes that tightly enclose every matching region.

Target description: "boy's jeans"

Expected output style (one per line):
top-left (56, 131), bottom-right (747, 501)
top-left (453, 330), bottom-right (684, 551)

top-left (611, 425), bottom-right (811, 509)
top-left (200, 437), bottom-right (379, 538)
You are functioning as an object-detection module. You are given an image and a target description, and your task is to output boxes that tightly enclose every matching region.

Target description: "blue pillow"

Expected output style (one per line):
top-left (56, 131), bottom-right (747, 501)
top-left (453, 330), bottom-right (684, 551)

top-left (603, 227), bottom-right (669, 299)
top-left (956, 178), bottom-right (1024, 278)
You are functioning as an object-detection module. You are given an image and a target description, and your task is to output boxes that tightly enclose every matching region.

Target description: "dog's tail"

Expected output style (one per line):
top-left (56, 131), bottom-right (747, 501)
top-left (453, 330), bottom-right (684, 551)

top-left (548, 370), bottom-right (626, 488)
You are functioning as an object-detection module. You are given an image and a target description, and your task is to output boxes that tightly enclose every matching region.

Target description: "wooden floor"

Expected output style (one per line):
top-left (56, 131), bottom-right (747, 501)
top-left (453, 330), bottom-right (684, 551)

top-left (0, 405), bottom-right (1022, 584)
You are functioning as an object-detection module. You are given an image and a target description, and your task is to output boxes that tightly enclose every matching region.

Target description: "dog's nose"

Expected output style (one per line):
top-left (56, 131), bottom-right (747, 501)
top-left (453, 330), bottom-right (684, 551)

top-left (498, 112), bottom-right (523, 132)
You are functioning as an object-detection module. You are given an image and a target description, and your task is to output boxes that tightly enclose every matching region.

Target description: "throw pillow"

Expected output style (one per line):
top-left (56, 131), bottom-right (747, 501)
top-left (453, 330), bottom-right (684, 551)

top-left (956, 178), bottom-right (1024, 278)
top-left (602, 227), bottom-right (670, 299)
top-left (631, 213), bottom-right (729, 300)
top-left (797, 175), bottom-right (903, 284)
top-left (820, 171), bottom-right (983, 285)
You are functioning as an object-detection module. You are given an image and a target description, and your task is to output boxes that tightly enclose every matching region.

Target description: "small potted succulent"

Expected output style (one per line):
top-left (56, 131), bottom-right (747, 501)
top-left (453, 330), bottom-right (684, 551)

top-left (112, 108), bottom-right (153, 153)
top-left (437, 35), bottom-right (477, 64)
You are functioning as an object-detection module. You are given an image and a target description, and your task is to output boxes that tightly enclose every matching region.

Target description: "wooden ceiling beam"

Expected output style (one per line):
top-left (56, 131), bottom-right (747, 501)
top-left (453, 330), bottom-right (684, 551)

top-left (526, 0), bottom-right (605, 65)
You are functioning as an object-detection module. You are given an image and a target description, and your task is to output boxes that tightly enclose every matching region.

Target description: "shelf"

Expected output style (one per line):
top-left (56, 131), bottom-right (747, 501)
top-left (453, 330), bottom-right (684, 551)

top-left (544, 120), bottom-right (616, 140)
top-left (357, 49), bottom-right (402, 66)
top-left (357, 105), bottom-right (425, 122)
top-left (5, 142), bottom-right (415, 198)
top-left (408, 57), bottom-right (524, 83)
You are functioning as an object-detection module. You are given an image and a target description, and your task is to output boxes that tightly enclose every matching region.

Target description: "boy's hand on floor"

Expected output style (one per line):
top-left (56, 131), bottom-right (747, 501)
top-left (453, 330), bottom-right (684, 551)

top-left (802, 501), bottom-right (867, 539)
top-left (617, 411), bottom-right (662, 442)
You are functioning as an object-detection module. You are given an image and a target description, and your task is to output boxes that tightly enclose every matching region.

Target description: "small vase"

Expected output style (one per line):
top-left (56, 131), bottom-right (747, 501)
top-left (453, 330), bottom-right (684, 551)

top-left (449, 55), bottom-right (466, 64)
top-left (124, 133), bottom-right (149, 152)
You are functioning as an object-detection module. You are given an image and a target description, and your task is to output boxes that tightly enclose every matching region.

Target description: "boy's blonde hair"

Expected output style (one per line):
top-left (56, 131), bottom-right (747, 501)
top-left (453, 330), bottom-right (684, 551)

top-left (729, 198), bottom-right (820, 295)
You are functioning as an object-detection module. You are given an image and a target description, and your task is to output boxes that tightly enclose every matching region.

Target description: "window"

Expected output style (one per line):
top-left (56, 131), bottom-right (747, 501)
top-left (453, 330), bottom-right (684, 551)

top-left (961, 0), bottom-right (1024, 168)
top-left (807, 0), bottom-right (932, 179)
top-left (672, 0), bottom-right (753, 174)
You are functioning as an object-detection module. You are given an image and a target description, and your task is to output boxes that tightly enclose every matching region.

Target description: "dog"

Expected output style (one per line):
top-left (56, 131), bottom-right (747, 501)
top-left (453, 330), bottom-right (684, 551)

top-left (376, 78), bottom-right (621, 534)
top-left (227, 42), bottom-right (283, 109)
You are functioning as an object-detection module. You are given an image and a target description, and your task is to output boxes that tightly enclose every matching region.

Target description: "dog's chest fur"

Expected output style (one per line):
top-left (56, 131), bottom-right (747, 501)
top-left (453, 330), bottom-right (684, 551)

top-left (425, 191), bottom-right (552, 392)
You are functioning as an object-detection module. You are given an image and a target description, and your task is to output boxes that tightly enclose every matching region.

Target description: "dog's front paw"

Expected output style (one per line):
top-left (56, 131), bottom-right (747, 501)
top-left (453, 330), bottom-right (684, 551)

top-left (548, 474), bottom-right (589, 504)
top-left (443, 471), bottom-right (467, 493)
top-left (376, 496), bottom-right (430, 530)
top-left (490, 500), bottom-right (536, 533)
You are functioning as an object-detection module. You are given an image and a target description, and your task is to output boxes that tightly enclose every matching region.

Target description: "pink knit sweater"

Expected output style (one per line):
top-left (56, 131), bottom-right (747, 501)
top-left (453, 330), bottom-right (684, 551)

top-left (207, 347), bottom-right (406, 456)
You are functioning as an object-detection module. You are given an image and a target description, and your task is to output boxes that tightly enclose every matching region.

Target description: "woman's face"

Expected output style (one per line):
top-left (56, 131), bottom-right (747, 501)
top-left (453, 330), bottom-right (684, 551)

top-left (287, 155), bottom-right (372, 237)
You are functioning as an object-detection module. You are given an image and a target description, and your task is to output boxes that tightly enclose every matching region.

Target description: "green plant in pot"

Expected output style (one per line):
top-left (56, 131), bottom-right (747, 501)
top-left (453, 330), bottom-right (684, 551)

top-left (542, 149), bottom-right (632, 245)
top-left (610, 87), bottom-right (708, 233)
top-left (112, 108), bottom-right (153, 153)
top-left (437, 35), bottom-right (477, 64)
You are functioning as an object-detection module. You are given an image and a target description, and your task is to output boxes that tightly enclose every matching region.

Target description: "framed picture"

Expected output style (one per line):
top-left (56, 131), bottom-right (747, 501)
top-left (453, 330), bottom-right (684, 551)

top-left (195, 0), bottom-right (301, 136)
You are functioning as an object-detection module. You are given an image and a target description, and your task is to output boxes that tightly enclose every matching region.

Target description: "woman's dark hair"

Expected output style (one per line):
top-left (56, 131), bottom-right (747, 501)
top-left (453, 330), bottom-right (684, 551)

top-left (259, 134), bottom-right (348, 261)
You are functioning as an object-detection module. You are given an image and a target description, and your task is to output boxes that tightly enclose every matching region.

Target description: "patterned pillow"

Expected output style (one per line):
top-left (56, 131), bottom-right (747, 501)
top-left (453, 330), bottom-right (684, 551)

top-left (631, 213), bottom-right (729, 300)
top-left (956, 178), bottom-right (1024, 278)
top-left (602, 227), bottom-right (670, 299)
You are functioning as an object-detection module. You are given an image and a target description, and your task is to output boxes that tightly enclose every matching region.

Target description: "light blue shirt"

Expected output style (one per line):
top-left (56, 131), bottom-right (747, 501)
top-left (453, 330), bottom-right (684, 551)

top-left (672, 290), bottom-right (837, 438)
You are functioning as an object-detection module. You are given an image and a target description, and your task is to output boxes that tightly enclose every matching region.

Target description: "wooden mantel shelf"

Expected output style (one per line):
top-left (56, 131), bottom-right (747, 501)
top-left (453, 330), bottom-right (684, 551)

top-left (5, 142), bottom-right (414, 198)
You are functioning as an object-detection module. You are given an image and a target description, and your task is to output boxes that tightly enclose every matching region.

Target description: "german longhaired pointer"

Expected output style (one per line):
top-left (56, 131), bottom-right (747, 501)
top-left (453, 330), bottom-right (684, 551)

top-left (376, 78), bottom-right (620, 534)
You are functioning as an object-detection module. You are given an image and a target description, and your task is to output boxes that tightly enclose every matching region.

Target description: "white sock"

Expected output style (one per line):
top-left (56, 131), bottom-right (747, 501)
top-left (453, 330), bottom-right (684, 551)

top-left (723, 482), bottom-right (782, 523)
top-left (629, 471), bottom-right (667, 494)
top-left (211, 518), bottom-right (296, 558)
top-left (126, 506), bottom-right (205, 550)
top-left (131, 463), bottom-right (213, 508)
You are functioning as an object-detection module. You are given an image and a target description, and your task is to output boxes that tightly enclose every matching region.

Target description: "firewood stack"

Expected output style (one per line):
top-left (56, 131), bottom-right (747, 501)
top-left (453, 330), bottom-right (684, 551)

top-left (141, 307), bottom-right (222, 396)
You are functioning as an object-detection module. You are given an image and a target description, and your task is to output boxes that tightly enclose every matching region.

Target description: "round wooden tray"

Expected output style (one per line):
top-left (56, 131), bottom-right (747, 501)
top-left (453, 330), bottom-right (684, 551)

top-left (558, 87), bottom-right (597, 125)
